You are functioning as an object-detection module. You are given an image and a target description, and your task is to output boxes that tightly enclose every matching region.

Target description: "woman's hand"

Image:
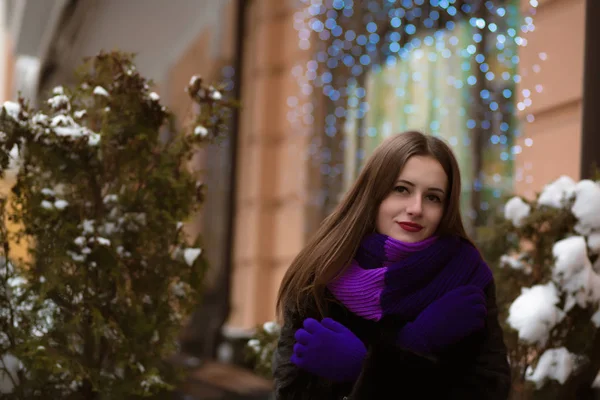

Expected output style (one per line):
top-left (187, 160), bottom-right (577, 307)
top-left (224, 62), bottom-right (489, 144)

top-left (397, 285), bottom-right (487, 354)
top-left (291, 317), bottom-right (367, 382)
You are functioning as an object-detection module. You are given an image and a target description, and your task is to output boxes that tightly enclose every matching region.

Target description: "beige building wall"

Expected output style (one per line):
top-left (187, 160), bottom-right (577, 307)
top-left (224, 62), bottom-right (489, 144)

top-left (165, 2), bottom-right (238, 298)
top-left (167, 0), bottom-right (237, 131)
top-left (2, 38), bottom-right (12, 102)
top-left (515, 0), bottom-right (586, 198)
top-left (167, 29), bottom-right (217, 248)
top-left (226, 0), bottom-right (312, 330)
top-left (1, 32), bottom-right (29, 263)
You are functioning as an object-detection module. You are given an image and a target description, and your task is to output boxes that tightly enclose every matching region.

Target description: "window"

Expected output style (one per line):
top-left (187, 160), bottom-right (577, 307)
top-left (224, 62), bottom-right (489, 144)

top-left (330, 1), bottom-right (521, 233)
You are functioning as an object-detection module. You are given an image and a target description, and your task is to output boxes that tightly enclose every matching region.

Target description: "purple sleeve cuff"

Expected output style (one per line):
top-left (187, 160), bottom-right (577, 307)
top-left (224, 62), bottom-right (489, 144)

top-left (327, 261), bottom-right (385, 321)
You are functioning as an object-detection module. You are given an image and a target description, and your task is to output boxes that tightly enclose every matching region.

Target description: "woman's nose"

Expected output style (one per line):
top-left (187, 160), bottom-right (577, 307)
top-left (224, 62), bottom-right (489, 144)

top-left (406, 196), bottom-right (423, 216)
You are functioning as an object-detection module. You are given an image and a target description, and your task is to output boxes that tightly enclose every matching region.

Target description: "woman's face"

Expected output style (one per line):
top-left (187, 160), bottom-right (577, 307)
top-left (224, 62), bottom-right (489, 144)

top-left (376, 155), bottom-right (448, 243)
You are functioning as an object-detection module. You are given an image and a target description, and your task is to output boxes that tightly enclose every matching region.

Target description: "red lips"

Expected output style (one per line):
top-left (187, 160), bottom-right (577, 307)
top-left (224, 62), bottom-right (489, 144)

top-left (397, 221), bottom-right (423, 232)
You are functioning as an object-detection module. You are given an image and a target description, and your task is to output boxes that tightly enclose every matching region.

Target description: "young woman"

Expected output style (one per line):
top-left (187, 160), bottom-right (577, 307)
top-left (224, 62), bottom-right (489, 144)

top-left (273, 131), bottom-right (510, 399)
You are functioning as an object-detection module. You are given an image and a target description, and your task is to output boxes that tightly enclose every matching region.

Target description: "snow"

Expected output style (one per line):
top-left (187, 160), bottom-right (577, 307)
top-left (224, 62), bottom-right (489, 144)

top-left (183, 248), bottom-right (202, 266)
top-left (189, 75), bottom-right (201, 87)
top-left (32, 113), bottom-right (48, 125)
top-left (54, 126), bottom-right (98, 145)
top-left (263, 321), bottom-right (280, 335)
top-left (552, 236), bottom-right (600, 309)
top-left (53, 86), bottom-right (64, 95)
top-left (149, 92), bottom-right (160, 101)
top-left (93, 86), bottom-right (109, 97)
top-left (592, 309), bottom-right (600, 327)
top-left (50, 114), bottom-right (101, 146)
top-left (593, 371), bottom-right (600, 388)
top-left (526, 347), bottom-right (578, 389)
top-left (571, 180), bottom-right (600, 235)
top-left (94, 237), bottom-right (111, 246)
top-left (506, 177), bottom-right (600, 352)
top-left (500, 254), bottom-right (528, 272)
top-left (87, 133), bottom-right (101, 146)
top-left (103, 194), bottom-right (118, 203)
top-left (116, 246), bottom-right (124, 256)
top-left (53, 126), bottom-right (86, 138)
top-left (537, 176), bottom-right (576, 208)
top-left (138, 360), bottom-right (148, 373)
top-left (74, 110), bottom-right (86, 119)
top-left (82, 220), bottom-right (95, 234)
top-left (72, 293), bottom-right (83, 304)
top-left (553, 236), bottom-right (589, 270)
top-left (8, 144), bottom-right (17, 159)
top-left (194, 125), bottom-right (208, 137)
top-left (504, 196), bottom-right (531, 227)
top-left (68, 251), bottom-right (85, 262)
top-left (170, 281), bottom-right (187, 297)
top-left (134, 213), bottom-right (146, 226)
top-left (47, 94), bottom-right (70, 109)
top-left (588, 233), bottom-right (600, 254)
top-left (41, 200), bottom-right (53, 210)
top-left (51, 114), bottom-right (70, 126)
top-left (0, 354), bottom-right (21, 394)
top-left (2, 102), bottom-right (21, 120)
top-left (41, 188), bottom-right (55, 196)
top-left (7, 145), bottom-right (20, 173)
top-left (247, 339), bottom-right (260, 353)
top-left (74, 236), bottom-right (86, 247)
top-left (140, 374), bottom-right (165, 391)
top-left (507, 282), bottom-right (564, 345)
top-left (211, 90), bottom-right (222, 101)
top-left (54, 200), bottom-right (68, 210)
top-left (100, 222), bottom-right (116, 235)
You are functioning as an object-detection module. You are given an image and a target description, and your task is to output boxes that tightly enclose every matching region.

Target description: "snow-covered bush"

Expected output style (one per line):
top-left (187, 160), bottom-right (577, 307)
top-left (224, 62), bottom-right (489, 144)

top-left (481, 174), bottom-right (600, 399)
top-left (0, 51), bottom-right (232, 398)
top-left (246, 321), bottom-right (281, 379)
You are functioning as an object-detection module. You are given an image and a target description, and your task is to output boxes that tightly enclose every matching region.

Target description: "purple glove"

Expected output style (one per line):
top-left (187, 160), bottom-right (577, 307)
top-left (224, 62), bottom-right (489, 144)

top-left (290, 317), bottom-right (367, 382)
top-left (397, 285), bottom-right (487, 355)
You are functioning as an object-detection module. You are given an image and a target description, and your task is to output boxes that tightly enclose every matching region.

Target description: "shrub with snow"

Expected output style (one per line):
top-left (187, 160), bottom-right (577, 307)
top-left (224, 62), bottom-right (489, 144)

top-left (0, 51), bottom-right (232, 398)
top-left (482, 174), bottom-right (600, 399)
top-left (245, 321), bottom-right (281, 379)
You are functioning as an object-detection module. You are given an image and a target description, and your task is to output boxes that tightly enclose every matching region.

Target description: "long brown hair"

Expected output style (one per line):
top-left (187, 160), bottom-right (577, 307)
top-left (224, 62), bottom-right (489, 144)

top-left (276, 131), bottom-right (472, 319)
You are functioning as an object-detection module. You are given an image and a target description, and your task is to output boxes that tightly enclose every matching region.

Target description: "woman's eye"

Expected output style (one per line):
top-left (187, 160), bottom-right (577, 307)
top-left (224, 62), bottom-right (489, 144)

top-left (394, 186), bottom-right (408, 193)
top-left (427, 194), bottom-right (441, 203)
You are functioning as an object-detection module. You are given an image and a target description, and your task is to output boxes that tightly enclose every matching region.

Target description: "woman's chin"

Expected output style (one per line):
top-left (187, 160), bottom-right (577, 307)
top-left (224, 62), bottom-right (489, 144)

top-left (389, 231), bottom-right (423, 243)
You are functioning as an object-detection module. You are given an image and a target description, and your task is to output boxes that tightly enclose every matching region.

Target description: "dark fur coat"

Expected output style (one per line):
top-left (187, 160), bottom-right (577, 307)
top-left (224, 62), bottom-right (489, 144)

top-left (273, 282), bottom-right (511, 399)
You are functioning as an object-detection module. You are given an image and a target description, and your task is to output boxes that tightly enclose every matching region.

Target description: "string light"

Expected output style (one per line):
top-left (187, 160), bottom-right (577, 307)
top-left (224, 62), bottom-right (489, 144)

top-left (288, 0), bottom-right (543, 215)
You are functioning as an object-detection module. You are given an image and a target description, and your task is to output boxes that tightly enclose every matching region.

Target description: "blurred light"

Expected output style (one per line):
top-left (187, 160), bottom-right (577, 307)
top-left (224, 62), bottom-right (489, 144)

top-left (293, 0), bottom-right (536, 194)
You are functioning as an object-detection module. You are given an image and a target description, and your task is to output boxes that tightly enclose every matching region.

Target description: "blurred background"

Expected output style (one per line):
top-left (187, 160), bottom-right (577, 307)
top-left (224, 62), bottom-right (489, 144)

top-left (0, 0), bottom-right (598, 398)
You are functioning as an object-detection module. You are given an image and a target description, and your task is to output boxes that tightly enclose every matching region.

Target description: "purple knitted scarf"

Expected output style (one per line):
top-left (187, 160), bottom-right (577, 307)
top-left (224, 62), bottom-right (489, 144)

top-left (327, 233), bottom-right (493, 322)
